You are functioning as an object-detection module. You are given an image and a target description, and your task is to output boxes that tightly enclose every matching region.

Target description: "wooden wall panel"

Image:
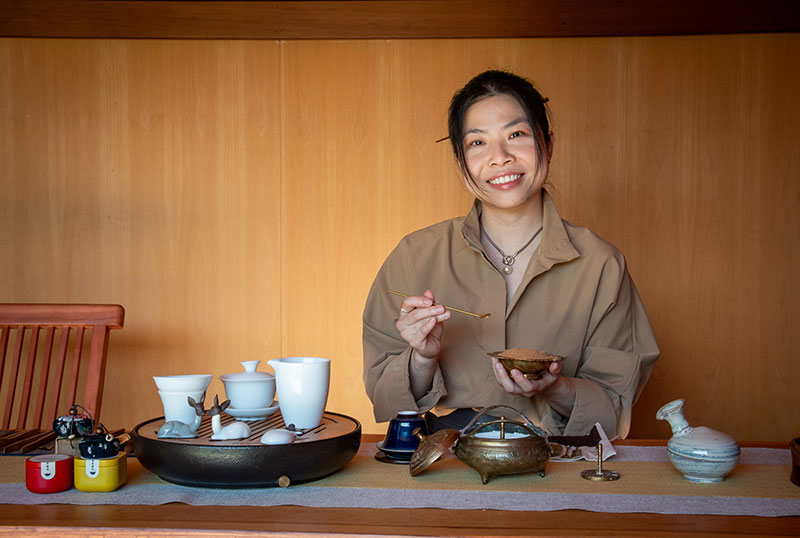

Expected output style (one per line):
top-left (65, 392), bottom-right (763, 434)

top-left (521, 35), bottom-right (800, 440)
top-left (280, 40), bottom-right (476, 436)
top-left (2, 34), bottom-right (798, 441)
top-left (282, 35), bottom-right (800, 440)
top-left (0, 39), bottom-right (283, 429)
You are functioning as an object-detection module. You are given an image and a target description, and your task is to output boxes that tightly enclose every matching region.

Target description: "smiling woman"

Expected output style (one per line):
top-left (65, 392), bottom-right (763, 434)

top-left (362, 70), bottom-right (660, 440)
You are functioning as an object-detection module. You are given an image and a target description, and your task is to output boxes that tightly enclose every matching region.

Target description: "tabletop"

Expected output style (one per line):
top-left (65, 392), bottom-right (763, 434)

top-left (1, 434), bottom-right (798, 537)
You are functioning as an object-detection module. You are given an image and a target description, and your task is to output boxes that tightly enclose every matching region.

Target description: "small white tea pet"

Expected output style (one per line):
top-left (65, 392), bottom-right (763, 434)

top-left (260, 428), bottom-right (296, 445)
top-left (207, 395), bottom-right (251, 441)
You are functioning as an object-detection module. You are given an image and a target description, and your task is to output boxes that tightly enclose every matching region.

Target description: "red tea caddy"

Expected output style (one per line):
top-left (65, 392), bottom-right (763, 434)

top-left (26, 454), bottom-right (73, 493)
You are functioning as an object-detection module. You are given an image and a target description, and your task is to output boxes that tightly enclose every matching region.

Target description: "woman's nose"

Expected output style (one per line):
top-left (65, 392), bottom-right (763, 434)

top-left (489, 142), bottom-right (514, 166)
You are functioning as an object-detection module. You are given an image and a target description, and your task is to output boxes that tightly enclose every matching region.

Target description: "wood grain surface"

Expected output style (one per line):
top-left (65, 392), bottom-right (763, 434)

top-left (1, 34), bottom-right (798, 442)
top-left (0, 437), bottom-right (798, 537)
top-left (1, 0), bottom-right (798, 39)
top-left (0, 39), bottom-right (284, 432)
top-left (1, 505), bottom-right (799, 537)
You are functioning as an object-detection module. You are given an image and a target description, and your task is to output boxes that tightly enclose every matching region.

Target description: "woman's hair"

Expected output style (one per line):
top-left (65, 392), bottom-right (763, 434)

top-left (447, 70), bottom-right (551, 187)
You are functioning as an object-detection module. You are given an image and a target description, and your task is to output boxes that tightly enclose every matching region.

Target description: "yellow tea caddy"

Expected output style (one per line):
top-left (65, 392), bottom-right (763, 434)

top-left (74, 452), bottom-right (127, 492)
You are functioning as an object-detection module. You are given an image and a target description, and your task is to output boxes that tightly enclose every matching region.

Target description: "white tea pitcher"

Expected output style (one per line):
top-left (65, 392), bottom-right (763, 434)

top-left (268, 357), bottom-right (330, 429)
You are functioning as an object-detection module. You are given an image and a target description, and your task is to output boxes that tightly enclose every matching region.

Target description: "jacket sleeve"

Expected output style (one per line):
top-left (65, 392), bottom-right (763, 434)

top-left (561, 256), bottom-right (659, 438)
top-left (362, 242), bottom-right (448, 423)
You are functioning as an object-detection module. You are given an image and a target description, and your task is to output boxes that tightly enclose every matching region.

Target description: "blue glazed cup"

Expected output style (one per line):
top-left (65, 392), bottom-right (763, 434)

top-left (382, 411), bottom-right (427, 451)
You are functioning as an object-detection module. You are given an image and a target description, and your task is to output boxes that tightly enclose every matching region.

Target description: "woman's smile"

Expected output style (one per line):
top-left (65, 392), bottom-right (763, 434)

top-left (488, 172), bottom-right (523, 187)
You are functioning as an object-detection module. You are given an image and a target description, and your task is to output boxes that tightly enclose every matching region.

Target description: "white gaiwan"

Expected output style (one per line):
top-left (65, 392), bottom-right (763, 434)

top-left (219, 360), bottom-right (275, 409)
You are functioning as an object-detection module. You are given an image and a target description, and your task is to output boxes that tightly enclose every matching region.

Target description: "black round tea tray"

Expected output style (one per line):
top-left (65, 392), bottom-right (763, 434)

top-left (131, 410), bottom-right (361, 488)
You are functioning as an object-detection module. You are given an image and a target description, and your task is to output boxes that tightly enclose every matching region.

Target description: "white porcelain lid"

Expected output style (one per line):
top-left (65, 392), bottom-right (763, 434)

top-left (220, 360), bottom-right (274, 381)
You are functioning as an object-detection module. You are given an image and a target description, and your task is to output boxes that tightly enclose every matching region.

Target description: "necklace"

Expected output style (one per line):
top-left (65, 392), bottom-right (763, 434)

top-left (481, 225), bottom-right (543, 275)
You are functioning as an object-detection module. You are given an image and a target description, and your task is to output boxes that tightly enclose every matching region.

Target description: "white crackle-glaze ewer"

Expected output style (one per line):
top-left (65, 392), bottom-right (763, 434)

top-left (656, 399), bottom-right (740, 483)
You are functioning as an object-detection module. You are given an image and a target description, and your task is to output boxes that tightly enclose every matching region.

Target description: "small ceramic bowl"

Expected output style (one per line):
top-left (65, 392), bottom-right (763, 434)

top-left (152, 374), bottom-right (212, 393)
top-left (381, 411), bottom-right (427, 452)
top-left (220, 360), bottom-right (275, 409)
top-left (489, 348), bottom-right (563, 380)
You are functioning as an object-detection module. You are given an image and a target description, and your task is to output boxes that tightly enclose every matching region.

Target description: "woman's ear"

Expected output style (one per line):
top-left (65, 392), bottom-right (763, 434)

top-left (547, 132), bottom-right (555, 162)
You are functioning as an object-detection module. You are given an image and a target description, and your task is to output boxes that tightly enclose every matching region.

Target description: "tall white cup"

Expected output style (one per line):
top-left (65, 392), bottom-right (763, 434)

top-left (268, 357), bottom-right (330, 429)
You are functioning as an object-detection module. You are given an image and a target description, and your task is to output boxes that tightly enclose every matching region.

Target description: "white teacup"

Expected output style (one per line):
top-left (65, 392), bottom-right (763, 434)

top-left (158, 389), bottom-right (206, 425)
top-left (268, 357), bottom-right (330, 429)
top-left (153, 374), bottom-right (212, 393)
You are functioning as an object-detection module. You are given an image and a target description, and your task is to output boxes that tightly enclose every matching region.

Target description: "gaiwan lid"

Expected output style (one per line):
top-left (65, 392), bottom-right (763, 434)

top-left (221, 360), bottom-right (273, 381)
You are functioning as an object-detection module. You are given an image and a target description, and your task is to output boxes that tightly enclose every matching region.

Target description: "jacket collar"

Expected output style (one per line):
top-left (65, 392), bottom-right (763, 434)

top-left (461, 190), bottom-right (581, 315)
top-left (531, 190), bottom-right (581, 272)
top-left (462, 190), bottom-right (579, 266)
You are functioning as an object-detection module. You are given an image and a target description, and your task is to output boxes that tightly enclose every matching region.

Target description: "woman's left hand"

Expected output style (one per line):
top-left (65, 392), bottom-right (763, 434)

top-left (490, 357), bottom-right (562, 398)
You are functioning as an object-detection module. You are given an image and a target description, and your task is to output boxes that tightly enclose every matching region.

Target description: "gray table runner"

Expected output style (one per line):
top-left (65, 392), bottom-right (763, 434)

top-left (2, 445), bottom-right (798, 517)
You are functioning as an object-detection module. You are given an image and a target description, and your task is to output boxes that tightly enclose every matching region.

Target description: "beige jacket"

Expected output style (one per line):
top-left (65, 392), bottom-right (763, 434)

top-left (362, 192), bottom-right (659, 438)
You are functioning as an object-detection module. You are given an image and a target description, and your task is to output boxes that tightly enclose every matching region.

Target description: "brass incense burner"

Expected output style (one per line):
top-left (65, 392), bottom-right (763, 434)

top-left (410, 405), bottom-right (550, 484)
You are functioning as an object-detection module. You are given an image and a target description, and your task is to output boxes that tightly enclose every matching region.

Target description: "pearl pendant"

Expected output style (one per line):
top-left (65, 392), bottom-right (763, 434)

top-left (503, 265), bottom-right (513, 275)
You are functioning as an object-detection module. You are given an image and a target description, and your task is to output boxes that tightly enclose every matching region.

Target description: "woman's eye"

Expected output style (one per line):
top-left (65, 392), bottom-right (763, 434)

top-left (466, 139), bottom-right (484, 148)
top-left (509, 131), bottom-right (526, 139)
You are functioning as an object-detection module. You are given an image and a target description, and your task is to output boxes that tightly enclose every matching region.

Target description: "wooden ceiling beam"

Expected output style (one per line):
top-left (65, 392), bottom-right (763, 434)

top-left (1, 0), bottom-right (798, 40)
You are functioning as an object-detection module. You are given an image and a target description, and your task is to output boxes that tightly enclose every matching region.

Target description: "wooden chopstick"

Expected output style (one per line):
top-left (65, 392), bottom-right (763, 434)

top-left (386, 289), bottom-right (491, 319)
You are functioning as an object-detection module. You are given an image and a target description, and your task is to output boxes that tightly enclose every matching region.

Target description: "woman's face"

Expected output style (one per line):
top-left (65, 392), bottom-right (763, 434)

top-left (461, 93), bottom-right (551, 212)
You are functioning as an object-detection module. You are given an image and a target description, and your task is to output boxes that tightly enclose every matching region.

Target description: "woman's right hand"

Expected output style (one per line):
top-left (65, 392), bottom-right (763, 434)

top-left (395, 289), bottom-right (451, 361)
